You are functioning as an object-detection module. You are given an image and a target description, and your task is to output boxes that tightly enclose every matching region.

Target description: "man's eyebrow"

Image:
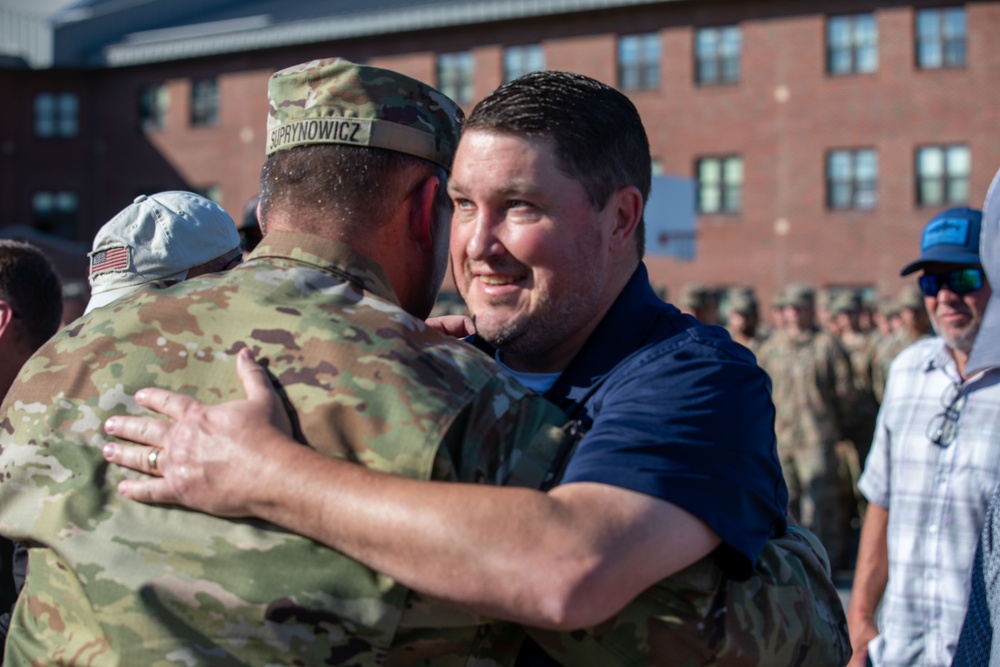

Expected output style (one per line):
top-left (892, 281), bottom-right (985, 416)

top-left (448, 182), bottom-right (539, 198)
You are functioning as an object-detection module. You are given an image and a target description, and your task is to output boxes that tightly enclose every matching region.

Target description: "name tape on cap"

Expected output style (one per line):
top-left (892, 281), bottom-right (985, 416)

top-left (268, 118), bottom-right (371, 155)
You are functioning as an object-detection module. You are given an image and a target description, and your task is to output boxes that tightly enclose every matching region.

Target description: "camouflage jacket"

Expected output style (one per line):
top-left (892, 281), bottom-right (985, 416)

top-left (838, 330), bottom-right (880, 452)
top-left (0, 231), bottom-right (568, 666)
top-left (871, 329), bottom-right (932, 403)
top-left (757, 327), bottom-right (857, 453)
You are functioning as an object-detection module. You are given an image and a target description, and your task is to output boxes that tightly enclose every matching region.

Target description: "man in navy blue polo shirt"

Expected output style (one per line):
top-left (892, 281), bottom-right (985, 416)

top-left (103, 71), bottom-right (848, 663)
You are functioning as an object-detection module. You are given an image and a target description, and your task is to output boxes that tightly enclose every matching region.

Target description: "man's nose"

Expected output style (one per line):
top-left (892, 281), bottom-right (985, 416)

top-left (464, 212), bottom-right (505, 261)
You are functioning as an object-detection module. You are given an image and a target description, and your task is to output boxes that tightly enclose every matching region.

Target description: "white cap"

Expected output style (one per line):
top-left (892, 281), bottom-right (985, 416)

top-left (967, 167), bottom-right (1000, 375)
top-left (85, 192), bottom-right (239, 314)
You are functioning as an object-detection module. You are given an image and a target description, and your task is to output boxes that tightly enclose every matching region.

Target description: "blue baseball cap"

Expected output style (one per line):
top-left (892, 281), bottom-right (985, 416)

top-left (900, 207), bottom-right (983, 276)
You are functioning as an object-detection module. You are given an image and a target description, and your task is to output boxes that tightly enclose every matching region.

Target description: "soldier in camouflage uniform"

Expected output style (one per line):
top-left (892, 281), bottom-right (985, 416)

top-left (816, 286), bottom-right (841, 338)
top-left (106, 71), bottom-right (850, 665)
top-left (678, 282), bottom-right (720, 325)
top-left (758, 283), bottom-right (858, 572)
top-left (0, 59), bottom-right (570, 666)
top-left (871, 284), bottom-right (932, 402)
top-left (831, 290), bottom-right (879, 462)
top-left (725, 286), bottom-right (767, 355)
top-left (830, 290), bottom-right (880, 531)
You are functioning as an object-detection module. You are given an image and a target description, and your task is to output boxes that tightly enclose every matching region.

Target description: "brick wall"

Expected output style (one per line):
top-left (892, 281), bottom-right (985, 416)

top-left (4, 0), bottom-right (999, 304)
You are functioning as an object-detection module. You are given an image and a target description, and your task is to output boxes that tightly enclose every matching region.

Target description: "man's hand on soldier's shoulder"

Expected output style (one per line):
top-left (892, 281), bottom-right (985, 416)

top-left (103, 347), bottom-right (296, 517)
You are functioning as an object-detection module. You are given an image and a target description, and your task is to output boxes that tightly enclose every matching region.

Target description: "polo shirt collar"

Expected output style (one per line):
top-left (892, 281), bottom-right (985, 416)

top-left (546, 263), bottom-right (678, 413)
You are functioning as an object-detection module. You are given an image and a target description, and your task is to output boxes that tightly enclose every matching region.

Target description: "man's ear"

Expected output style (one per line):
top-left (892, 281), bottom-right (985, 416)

top-left (409, 175), bottom-right (442, 251)
top-left (607, 185), bottom-right (644, 252)
top-left (0, 300), bottom-right (16, 340)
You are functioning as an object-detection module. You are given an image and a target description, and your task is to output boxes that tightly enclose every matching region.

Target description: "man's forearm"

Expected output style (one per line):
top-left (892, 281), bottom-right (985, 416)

top-left (848, 503), bottom-right (889, 634)
top-left (250, 436), bottom-right (718, 630)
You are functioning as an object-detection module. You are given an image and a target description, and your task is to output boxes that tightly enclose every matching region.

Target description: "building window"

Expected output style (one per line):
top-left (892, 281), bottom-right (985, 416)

top-left (138, 84), bottom-right (168, 131)
top-left (697, 156), bottom-right (743, 213)
top-left (32, 191), bottom-right (78, 239)
top-left (618, 33), bottom-right (660, 91)
top-left (916, 7), bottom-right (966, 69)
top-left (827, 149), bottom-right (878, 210)
top-left (917, 145), bottom-right (970, 206)
top-left (695, 26), bottom-right (741, 85)
top-left (34, 92), bottom-right (78, 138)
top-left (503, 44), bottom-right (544, 83)
top-left (190, 78), bottom-right (219, 127)
top-left (437, 52), bottom-right (474, 105)
top-left (828, 14), bottom-right (878, 75)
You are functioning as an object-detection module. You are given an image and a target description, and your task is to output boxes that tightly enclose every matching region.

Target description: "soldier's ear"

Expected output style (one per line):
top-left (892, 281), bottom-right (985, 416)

top-left (408, 174), bottom-right (441, 252)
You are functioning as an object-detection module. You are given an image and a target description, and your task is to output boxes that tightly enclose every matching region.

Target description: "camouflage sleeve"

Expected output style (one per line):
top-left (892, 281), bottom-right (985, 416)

top-left (524, 525), bottom-right (851, 666)
top-left (824, 336), bottom-right (859, 441)
top-left (389, 376), bottom-right (570, 665)
top-left (434, 372), bottom-right (571, 487)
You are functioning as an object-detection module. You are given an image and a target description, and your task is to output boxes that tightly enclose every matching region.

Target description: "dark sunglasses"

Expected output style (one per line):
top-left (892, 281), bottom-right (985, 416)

top-left (918, 268), bottom-right (985, 297)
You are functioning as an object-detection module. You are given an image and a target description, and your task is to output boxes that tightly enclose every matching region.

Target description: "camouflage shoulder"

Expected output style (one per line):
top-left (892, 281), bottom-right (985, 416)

top-left (437, 367), bottom-right (570, 487)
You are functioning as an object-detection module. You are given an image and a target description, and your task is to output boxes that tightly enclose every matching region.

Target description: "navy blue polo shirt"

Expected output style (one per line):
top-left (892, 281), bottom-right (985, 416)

top-left (473, 263), bottom-right (788, 576)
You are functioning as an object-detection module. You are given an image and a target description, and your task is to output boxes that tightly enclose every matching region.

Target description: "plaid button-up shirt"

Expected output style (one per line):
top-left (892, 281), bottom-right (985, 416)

top-left (860, 337), bottom-right (1000, 667)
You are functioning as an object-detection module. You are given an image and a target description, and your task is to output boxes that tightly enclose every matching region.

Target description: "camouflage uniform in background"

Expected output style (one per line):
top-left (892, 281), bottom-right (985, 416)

top-left (726, 288), bottom-right (768, 356)
top-left (830, 292), bottom-right (877, 449)
top-left (830, 291), bottom-right (880, 524)
top-left (0, 236), bottom-right (571, 666)
top-left (871, 285), bottom-right (931, 403)
top-left (758, 295), bottom-right (857, 572)
top-left (678, 283), bottom-right (719, 325)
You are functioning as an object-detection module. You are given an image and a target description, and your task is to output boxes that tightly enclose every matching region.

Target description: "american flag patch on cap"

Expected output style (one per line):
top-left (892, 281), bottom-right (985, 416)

top-left (89, 245), bottom-right (131, 276)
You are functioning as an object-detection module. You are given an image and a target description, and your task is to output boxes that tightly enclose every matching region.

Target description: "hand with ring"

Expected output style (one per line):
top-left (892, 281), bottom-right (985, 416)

top-left (102, 348), bottom-right (294, 517)
top-left (147, 447), bottom-right (163, 475)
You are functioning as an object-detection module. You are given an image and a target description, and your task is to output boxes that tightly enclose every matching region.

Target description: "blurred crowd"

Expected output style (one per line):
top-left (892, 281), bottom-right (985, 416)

top-left (674, 280), bottom-right (932, 574)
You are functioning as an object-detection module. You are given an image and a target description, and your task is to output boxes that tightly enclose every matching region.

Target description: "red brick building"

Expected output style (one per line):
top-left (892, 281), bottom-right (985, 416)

top-left (1, 0), bottom-right (997, 305)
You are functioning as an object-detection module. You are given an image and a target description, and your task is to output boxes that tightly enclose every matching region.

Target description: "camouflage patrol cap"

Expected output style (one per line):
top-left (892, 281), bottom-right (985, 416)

top-left (877, 294), bottom-right (900, 317)
top-left (896, 283), bottom-right (925, 311)
top-left (679, 283), bottom-right (711, 309)
top-left (727, 287), bottom-right (758, 314)
top-left (815, 287), bottom-right (833, 310)
top-left (781, 283), bottom-right (815, 309)
top-left (266, 58), bottom-right (463, 171)
top-left (829, 290), bottom-right (861, 315)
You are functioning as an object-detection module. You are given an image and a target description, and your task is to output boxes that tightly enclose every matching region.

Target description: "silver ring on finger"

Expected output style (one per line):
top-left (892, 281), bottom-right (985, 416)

top-left (147, 448), bottom-right (163, 476)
